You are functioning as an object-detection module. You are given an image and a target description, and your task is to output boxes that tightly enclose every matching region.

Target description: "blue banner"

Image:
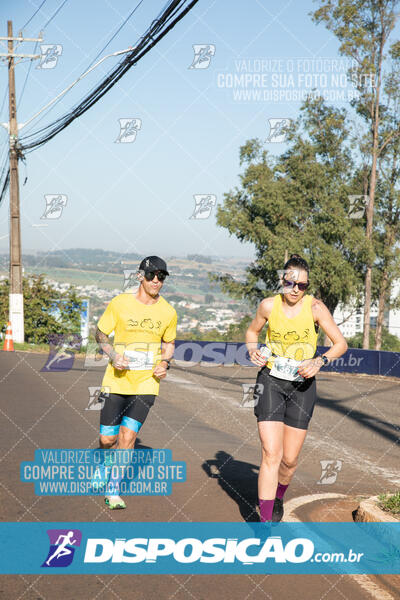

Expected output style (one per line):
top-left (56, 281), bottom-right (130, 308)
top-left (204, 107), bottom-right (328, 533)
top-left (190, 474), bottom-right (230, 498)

top-left (0, 522), bottom-right (398, 574)
top-left (174, 340), bottom-right (400, 377)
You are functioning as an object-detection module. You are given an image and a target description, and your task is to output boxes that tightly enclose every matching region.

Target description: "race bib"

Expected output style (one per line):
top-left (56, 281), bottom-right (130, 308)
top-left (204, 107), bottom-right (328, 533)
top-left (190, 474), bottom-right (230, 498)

top-left (270, 356), bottom-right (304, 382)
top-left (124, 350), bottom-right (154, 371)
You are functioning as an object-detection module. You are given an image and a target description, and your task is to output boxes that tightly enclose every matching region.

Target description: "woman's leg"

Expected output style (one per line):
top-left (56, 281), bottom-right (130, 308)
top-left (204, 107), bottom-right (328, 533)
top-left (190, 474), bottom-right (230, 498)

top-left (277, 423), bottom-right (308, 489)
top-left (276, 377), bottom-right (316, 500)
top-left (257, 421), bottom-right (284, 521)
top-left (269, 424), bottom-right (308, 522)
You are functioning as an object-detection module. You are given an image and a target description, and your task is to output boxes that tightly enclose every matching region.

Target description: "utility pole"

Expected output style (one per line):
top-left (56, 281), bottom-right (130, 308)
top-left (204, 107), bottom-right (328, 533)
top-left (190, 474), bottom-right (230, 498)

top-left (0, 22), bottom-right (42, 342)
top-left (7, 21), bottom-right (23, 343)
top-left (0, 28), bottom-right (131, 342)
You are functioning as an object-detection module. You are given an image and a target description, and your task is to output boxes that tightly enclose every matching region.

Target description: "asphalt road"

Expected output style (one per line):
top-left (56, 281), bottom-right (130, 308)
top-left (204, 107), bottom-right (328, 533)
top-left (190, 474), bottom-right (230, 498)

top-left (0, 351), bottom-right (399, 599)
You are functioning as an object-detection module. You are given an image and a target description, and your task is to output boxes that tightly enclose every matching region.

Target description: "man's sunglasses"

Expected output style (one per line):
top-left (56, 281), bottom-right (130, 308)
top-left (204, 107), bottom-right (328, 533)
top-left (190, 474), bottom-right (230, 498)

top-left (144, 270), bottom-right (167, 282)
top-left (283, 278), bottom-right (309, 291)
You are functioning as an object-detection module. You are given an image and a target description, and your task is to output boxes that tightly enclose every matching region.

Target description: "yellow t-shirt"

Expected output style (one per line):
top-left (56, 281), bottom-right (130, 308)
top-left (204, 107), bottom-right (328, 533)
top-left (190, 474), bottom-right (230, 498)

top-left (265, 294), bottom-right (318, 369)
top-left (98, 293), bottom-right (177, 395)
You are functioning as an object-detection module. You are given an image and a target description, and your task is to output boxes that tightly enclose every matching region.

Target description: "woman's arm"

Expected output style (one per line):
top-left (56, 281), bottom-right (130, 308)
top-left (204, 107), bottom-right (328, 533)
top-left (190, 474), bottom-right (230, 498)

top-left (297, 300), bottom-right (348, 379)
top-left (245, 298), bottom-right (273, 367)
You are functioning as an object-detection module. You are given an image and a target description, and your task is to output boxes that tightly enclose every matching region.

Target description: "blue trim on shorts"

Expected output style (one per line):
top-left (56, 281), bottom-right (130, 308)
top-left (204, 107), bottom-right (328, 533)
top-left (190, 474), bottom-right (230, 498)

top-left (121, 416), bottom-right (142, 432)
top-left (100, 424), bottom-right (120, 436)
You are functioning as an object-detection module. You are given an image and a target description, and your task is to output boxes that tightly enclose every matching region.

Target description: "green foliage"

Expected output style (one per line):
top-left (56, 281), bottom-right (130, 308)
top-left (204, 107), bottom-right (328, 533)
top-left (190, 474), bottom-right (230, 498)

top-left (214, 96), bottom-right (368, 314)
top-left (223, 314), bottom-right (256, 342)
top-left (346, 327), bottom-right (400, 352)
top-left (0, 275), bottom-right (82, 344)
top-left (177, 328), bottom-right (225, 341)
top-left (177, 315), bottom-right (264, 343)
top-left (378, 491), bottom-right (400, 515)
top-left (312, 0), bottom-right (400, 350)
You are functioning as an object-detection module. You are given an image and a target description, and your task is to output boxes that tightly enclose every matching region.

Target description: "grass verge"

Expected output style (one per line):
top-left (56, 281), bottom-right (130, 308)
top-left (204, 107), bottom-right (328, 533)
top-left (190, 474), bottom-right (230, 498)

top-left (378, 492), bottom-right (400, 516)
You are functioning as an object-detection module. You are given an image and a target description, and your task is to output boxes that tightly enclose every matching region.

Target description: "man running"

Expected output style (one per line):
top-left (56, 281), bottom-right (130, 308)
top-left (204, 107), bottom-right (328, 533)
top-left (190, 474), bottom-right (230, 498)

top-left (95, 256), bottom-right (177, 509)
top-left (246, 254), bottom-right (347, 524)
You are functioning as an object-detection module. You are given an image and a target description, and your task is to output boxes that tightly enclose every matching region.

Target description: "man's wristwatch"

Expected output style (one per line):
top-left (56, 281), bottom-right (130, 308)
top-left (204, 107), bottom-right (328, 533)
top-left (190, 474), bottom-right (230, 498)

top-left (161, 359), bottom-right (171, 370)
top-left (317, 354), bottom-right (329, 367)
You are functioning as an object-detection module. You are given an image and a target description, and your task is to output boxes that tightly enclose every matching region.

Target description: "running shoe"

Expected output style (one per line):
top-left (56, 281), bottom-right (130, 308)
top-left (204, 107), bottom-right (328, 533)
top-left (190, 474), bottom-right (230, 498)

top-left (272, 497), bottom-right (284, 522)
top-left (105, 495), bottom-right (126, 510)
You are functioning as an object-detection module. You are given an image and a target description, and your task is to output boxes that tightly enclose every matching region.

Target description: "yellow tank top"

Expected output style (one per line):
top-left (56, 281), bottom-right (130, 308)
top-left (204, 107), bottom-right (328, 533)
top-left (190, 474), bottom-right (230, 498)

top-left (265, 294), bottom-right (318, 369)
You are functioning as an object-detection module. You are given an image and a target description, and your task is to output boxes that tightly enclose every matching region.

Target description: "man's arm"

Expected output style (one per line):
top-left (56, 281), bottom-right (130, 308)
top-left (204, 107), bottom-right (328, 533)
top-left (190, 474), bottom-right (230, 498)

top-left (95, 327), bottom-right (129, 371)
top-left (153, 340), bottom-right (175, 379)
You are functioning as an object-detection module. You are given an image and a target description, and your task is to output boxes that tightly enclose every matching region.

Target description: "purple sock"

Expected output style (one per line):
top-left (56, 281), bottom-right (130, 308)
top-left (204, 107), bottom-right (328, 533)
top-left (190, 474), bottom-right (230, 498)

top-left (276, 482), bottom-right (289, 500)
top-left (259, 499), bottom-right (275, 522)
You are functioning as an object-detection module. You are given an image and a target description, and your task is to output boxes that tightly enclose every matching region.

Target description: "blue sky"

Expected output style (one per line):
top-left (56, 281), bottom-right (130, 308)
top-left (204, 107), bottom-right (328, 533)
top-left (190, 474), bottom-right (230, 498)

top-left (0, 0), bottom-right (358, 259)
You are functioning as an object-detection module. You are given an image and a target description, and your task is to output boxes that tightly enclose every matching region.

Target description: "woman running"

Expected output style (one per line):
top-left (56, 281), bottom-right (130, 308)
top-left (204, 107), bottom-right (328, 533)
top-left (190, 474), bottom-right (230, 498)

top-left (245, 254), bottom-right (348, 523)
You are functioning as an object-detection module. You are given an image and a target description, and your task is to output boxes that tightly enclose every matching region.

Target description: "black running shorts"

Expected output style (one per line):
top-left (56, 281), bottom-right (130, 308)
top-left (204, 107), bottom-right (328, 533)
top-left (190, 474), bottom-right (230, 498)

top-left (254, 366), bottom-right (317, 430)
top-left (99, 393), bottom-right (156, 436)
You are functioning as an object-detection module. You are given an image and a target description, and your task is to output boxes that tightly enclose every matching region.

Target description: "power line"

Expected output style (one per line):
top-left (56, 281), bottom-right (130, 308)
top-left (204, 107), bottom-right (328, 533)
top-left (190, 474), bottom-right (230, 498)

top-left (19, 0), bottom-right (200, 153)
top-left (17, 1), bottom-right (68, 111)
top-left (0, 87), bottom-right (7, 118)
top-left (0, 0), bottom-right (200, 209)
top-left (85, 0), bottom-right (145, 71)
top-left (17, 42), bottom-right (38, 110)
top-left (22, 0), bottom-right (146, 134)
top-left (0, 167), bottom-right (9, 208)
top-left (21, 0), bottom-right (47, 30)
top-left (42, 0), bottom-right (68, 30)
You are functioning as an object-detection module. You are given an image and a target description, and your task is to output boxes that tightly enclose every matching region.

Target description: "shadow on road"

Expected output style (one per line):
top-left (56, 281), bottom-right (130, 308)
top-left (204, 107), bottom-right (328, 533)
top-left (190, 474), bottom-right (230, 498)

top-left (316, 395), bottom-right (400, 445)
top-left (175, 365), bottom-right (399, 447)
top-left (202, 450), bottom-right (260, 522)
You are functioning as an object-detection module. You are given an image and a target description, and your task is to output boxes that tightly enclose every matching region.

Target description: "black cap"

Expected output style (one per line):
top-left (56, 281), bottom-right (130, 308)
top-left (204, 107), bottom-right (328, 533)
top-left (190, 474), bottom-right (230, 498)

top-left (139, 256), bottom-right (169, 275)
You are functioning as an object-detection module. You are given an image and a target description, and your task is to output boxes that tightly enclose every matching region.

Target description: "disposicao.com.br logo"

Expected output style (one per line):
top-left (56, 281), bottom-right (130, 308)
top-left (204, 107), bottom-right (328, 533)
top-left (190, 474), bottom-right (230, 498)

top-left (83, 535), bottom-right (363, 566)
top-left (0, 522), bottom-right (397, 575)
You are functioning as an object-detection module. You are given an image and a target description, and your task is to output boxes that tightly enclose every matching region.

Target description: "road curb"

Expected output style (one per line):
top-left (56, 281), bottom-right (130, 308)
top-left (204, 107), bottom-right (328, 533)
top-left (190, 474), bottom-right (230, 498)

top-left (353, 495), bottom-right (399, 523)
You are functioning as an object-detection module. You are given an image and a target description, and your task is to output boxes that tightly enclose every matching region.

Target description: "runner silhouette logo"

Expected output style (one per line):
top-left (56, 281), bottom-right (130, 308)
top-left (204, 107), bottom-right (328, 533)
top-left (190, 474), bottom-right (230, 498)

top-left (41, 529), bottom-right (82, 568)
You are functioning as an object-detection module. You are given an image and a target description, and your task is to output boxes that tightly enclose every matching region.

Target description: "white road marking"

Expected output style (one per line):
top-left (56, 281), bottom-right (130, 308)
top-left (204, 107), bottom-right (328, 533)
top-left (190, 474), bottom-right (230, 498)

top-left (166, 373), bottom-right (239, 407)
top-left (307, 433), bottom-right (400, 486)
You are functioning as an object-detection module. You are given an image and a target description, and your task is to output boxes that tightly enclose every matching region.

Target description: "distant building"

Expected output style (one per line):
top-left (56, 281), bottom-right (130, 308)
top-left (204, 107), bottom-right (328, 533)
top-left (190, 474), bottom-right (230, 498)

top-left (334, 281), bottom-right (400, 340)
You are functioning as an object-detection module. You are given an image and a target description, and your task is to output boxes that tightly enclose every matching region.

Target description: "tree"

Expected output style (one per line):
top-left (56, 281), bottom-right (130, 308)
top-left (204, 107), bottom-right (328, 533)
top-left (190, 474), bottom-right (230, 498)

top-left (214, 96), bottom-right (368, 317)
top-left (372, 49), bottom-right (400, 349)
top-left (223, 315), bottom-right (257, 342)
top-left (312, 0), bottom-right (400, 348)
top-left (373, 145), bottom-right (400, 348)
top-left (0, 275), bottom-right (82, 344)
top-left (347, 326), bottom-right (400, 351)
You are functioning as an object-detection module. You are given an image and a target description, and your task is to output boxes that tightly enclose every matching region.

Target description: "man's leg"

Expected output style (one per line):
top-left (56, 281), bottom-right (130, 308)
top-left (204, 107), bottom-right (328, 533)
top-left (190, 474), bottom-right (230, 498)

top-left (99, 434), bottom-right (118, 449)
top-left (105, 395), bottom-right (155, 508)
top-left (92, 393), bottom-right (126, 492)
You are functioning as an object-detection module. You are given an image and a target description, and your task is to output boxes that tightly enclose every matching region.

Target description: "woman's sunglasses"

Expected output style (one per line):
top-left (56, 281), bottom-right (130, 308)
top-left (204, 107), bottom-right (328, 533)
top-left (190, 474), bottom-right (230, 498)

top-left (144, 270), bottom-right (167, 282)
top-left (283, 278), bottom-right (309, 292)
